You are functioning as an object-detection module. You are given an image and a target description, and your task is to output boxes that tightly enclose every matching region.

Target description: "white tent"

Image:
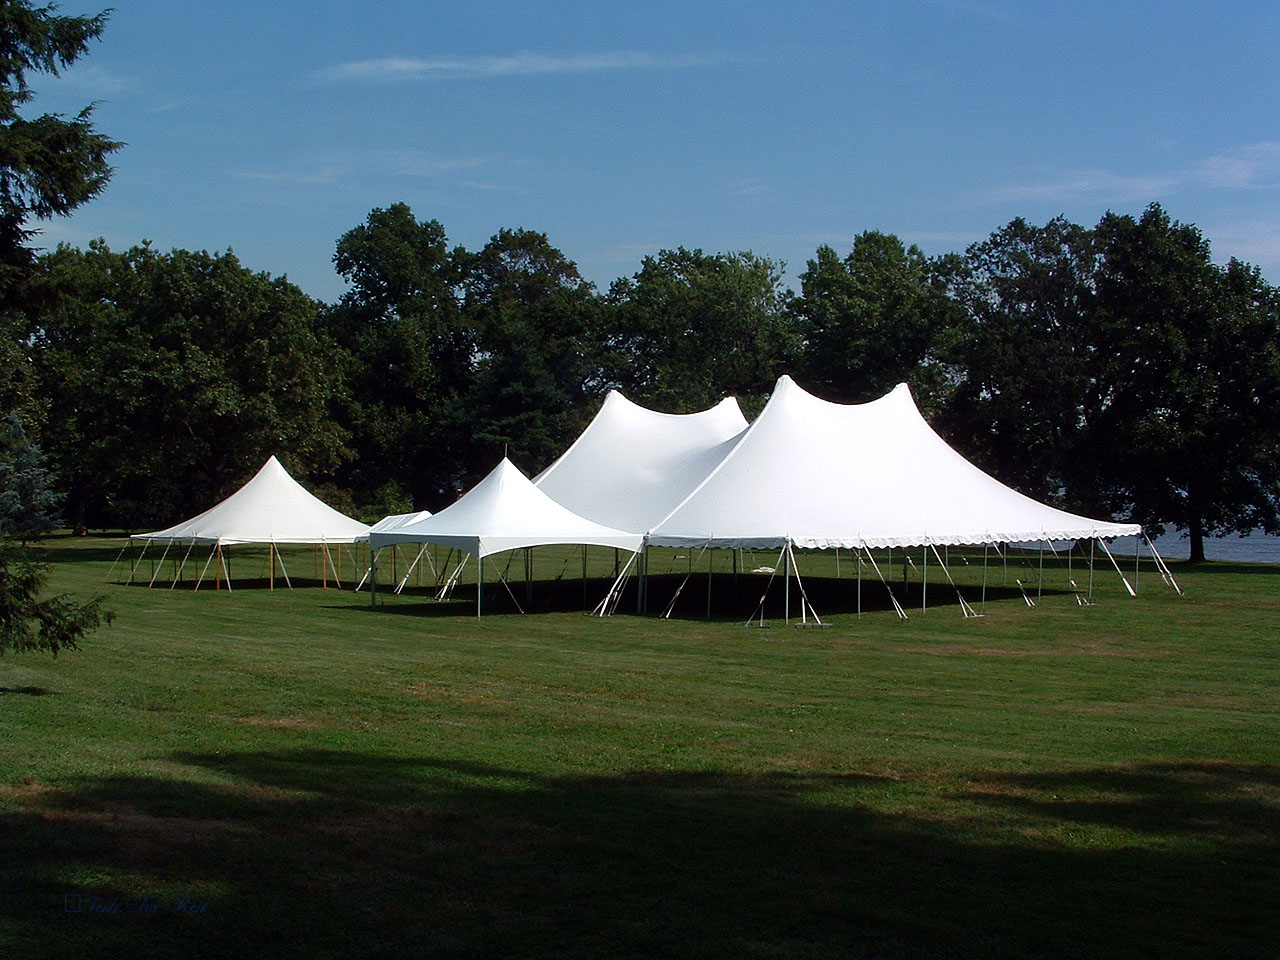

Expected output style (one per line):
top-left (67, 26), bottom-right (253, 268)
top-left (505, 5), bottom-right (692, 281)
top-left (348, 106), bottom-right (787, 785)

top-left (127, 456), bottom-right (370, 590)
top-left (369, 457), bottom-right (642, 557)
top-left (368, 510), bottom-right (432, 534)
top-left (648, 376), bottom-right (1141, 549)
top-left (367, 458), bottom-right (643, 616)
top-left (133, 456), bottom-right (370, 545)
top-left (533, 391), bottom-right (748, 532)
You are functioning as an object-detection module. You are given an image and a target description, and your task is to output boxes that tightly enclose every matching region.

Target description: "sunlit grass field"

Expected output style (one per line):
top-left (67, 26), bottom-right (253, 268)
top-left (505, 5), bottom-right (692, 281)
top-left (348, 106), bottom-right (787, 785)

top-left (2, 535), bottom-right (1277, 959)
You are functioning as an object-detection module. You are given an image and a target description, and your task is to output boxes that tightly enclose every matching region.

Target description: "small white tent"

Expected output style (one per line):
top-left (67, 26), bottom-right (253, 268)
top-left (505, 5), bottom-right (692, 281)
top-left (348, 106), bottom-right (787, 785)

top-left (533, 391), bottom-right (748, 532)
top-left (368, 457), bottom-right (642, 616)
top-left (129, 456), bottom-right (370, 589)
top-left (368, 510), bottom-right (432, 534)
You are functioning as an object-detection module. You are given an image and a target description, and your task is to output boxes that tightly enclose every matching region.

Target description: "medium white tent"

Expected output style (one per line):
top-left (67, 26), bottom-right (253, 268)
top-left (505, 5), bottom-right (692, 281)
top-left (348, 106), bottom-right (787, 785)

top-left (133, 456), bottom-right (370, 545)
top-left (369, 457), bottom-right (642, 557)
top-left (648, 376), bottom-right (1141, 550)
top-left (128, 456), bottom-right (370, 590)
top-left (368, 458), bottom-right (643, 616)
top-left (533, 391), bottom-right (748, 532)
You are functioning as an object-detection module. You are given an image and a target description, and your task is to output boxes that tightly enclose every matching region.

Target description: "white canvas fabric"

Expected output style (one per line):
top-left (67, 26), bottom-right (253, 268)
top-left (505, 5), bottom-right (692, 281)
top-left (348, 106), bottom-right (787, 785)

top-left (533, 391), bottom-right (749, 532)
top-left (132, 456), bottom-right (371, 545)
top-left (647, 376), bottom-right (1141, 549)
top-left (368, 457), bottom-right (643, 558)
top-left (367, 510), bottom-right (432, 534)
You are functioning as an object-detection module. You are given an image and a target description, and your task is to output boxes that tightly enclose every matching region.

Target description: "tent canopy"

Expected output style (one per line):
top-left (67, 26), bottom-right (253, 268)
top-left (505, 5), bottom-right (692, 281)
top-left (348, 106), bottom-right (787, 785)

top-left (533, 391), bottom-right (748, 532)
top-left (647, 376), bottom-right (1141, 549)
top-left (132, 456), bottom-right (371, 545)
top-left (367, 510), bottom-right (432, 534)
top-left (368, 457), bottom-right (643, 558)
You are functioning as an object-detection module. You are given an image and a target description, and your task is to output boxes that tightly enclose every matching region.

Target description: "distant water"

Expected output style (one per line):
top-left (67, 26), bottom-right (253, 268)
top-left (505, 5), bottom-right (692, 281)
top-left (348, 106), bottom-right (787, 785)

top-left (1140, 528), bottom-right (1280, 563)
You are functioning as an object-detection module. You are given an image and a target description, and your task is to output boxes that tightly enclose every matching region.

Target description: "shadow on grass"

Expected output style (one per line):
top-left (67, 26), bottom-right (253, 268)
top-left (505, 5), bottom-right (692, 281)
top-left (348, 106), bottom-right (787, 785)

top-left (3, 752), bottom-right (1277, 959)
top-left (0, 686), bottom-right (54, 696)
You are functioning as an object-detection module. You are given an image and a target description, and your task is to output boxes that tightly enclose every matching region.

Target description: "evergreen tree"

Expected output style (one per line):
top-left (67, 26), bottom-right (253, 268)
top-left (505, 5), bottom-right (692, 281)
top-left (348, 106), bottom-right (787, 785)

top-left (0, 412), bottom-right (60, 540)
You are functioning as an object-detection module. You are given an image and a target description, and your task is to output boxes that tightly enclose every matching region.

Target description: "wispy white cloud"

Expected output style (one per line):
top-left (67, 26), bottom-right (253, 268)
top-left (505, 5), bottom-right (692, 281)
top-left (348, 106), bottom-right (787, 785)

top-left (978, 168), bottom-right (1179, 205)
top-left (317, 49), bottom-right (737, 83)
top-left (727, 177), bottom-right (767, 197)
top-left (47, 63), bottom-right (136, 98)
top-left (1200, 218), bottom-right (1280, 270)
top-left (1193, 142), bottom-right (1280, 190)
top-left (235, 167), bottom-right (345, 186)
top-left (978, 142), bottom-right (1280, 207)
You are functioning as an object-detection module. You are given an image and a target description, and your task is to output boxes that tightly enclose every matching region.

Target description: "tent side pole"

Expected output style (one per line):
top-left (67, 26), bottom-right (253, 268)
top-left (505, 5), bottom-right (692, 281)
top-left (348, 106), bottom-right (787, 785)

top-left (370, 548), bottom-right (377, 607)
top-left (922, 545), bottom-right (928, 613)
top-left (106, 542), bottom-right (130, 583)
top-left (785, 539), bottom-right (791, 624)
top-left (982, 542), bottom-right (989, 613)
top-left (1089, 538), bottom-right (1096, 600)
top-left (856, 545), bottom-right (862, 618)
top-left (477, 553), bottom-right (483, 620)
top-left (171, 540), bottom-right (196, 589)
top-left (1143, 532), bottom-right (1183, 596)
top-left (1097, 537), bottom-right (1137, 597)
top-left (147, 539), bottom-right (174, 588)
top-left (276, 542), bottom-right (294, 589)
top-left (1038, 541), bottom-right (1045, 601)
top-left (269, 542), bottom-right (274, 591)
top-left (862, 547), bottom-right (908, 620)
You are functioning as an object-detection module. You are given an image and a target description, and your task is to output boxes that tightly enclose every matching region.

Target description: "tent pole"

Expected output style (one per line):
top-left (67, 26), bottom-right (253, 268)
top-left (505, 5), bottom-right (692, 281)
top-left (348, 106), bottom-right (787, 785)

top-left (706, 547), bottom-right (712, 620)
top-left (215, 544), bottom-right (222, 591)
top-left (219, 544), bottom-right (233, 592)
top-left (171, 540), bottom-right (196, 589)
top-left (785, 539), bottom-right (791, 624)
top-left (582, 545), bottom-right (588, 610)
top-left (526, 547), bottom-right (533, 606)
top-left (982, 542), bottom-right (989, 613)
top-left (396, 542), bottom-right (430, 594)
top-left (477, 553), bottom-right (483, 620)
top-left (370, 548), bottom-right (377, 607)
top-left (1143, 532), bottom-right (1183, 596)
top-left (1038, 541), bottom-right (1045, 601)
top-left (269, 542), bottom-right (274, 590)
top-left (922, 545), bottom-right (928, 613)
top-left (106, 542), bottom-right (130, 583)
top-left (322, 543), bottom-right (342, 588)
top-left (835, 546), bottom-right (840, 578)
top-left (1088, 538), bottom-right (1096, 600)
top-left (129, 541), bottom-right (150, 585)
top-left (1097, 537), bottom-right (1137, 597)
top-left (862, 547), bottom-right (907, 620)
top-left (1134, 536), bottom-right (1140, 595)
top-left (276, 542), bottom-right (294, 589)
top-left (856, 545), bottom-right (862, 618)
top-left (194, 544), bottom-right (217, 591)
top-left (147, 539), bottom-right (174, 588)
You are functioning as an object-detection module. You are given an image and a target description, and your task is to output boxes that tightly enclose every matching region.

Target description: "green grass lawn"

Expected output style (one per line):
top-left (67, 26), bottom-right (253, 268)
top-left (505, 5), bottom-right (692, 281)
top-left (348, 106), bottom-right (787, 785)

top-left (2, 536), bottom-right (1277, 959)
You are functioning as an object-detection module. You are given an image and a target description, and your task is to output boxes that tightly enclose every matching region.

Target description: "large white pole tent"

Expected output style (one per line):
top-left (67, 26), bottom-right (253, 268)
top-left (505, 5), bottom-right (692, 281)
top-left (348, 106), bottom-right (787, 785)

top-left (639, 375), bottom-right (1147, 620)
top-left (127, 456), bottom-right (371, 590)
top-left (532, 390), bottom-right (749, 533)
top-left (367, 457), bottom-right (643, 618)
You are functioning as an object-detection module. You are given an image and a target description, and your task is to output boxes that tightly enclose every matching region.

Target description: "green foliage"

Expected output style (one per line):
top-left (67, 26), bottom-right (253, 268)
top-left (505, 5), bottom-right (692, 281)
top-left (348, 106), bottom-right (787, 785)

top-left (792, 231), bottom-right (958, 415)
top-left (327, 203), bottom-right (472, 505)
top-left (29, 240), bottom-right (347, 528)
top-left (0, 539), bottom-right (108, 655)
top-left (0, 0), bottom-right (120, 269)
top-left (1092, 205), bottom-right (1280, 559)
top-left (457, 227), bottom-right (604, 477)
top-left (604, 247), bottom-right (799, 414)
top-left (0, 411), bottom-right (60, 540)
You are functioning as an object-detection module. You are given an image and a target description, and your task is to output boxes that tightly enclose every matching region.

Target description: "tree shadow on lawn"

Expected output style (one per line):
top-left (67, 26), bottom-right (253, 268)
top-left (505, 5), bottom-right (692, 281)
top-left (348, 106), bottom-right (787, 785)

top-left (3, 753), bottom-right (1277, 960)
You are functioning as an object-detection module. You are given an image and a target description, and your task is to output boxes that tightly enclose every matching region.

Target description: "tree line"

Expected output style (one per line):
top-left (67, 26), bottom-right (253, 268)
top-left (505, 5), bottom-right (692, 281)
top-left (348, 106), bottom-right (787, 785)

top-left (2, 1), bottom-right (1279, 571)
top-left (2, 201), bottom-right (1277, 563)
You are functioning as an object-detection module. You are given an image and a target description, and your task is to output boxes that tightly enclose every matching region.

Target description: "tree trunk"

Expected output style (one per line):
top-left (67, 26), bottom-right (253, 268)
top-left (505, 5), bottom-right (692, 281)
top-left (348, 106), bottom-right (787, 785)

top-left (1188, 514), bottom-right (1206, 563)
top-left (72, 488), bottom-right (88, 537)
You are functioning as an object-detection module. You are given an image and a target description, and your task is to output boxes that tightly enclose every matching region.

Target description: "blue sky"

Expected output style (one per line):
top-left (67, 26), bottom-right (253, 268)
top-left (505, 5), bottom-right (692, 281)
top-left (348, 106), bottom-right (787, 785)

top-left (35, 0), bottom-right (1280, 303)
